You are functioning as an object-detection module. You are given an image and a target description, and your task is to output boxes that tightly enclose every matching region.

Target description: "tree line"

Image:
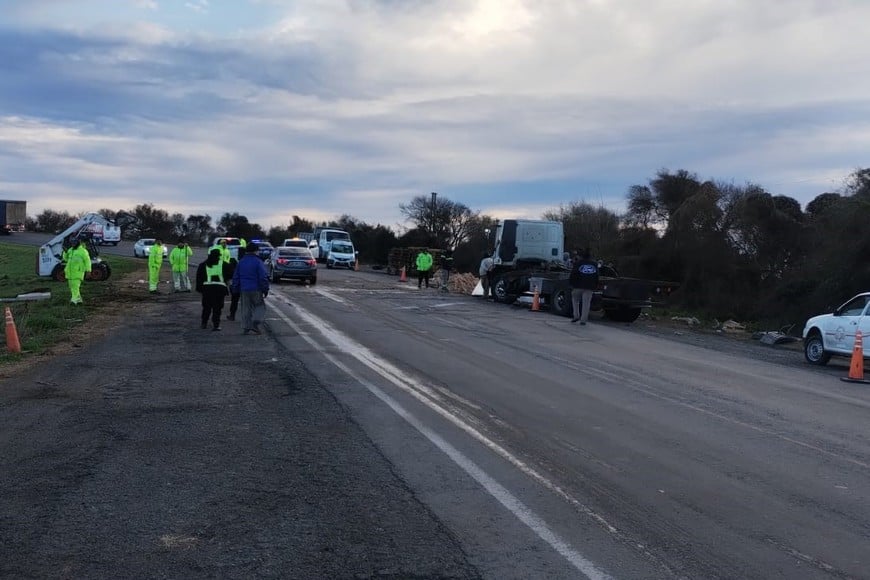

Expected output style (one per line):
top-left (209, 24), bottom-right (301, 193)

top-left (25, 167), bottom-right (870, 328)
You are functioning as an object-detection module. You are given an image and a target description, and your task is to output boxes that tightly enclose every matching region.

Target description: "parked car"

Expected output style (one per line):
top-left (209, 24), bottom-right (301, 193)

top-left (326, 240), bottom-right (357, 269)
top-left (133, 238), bottom-right (168, 259)
top-left (250, 240), bottom-right (274, 261)
top-left (282, 238), bottom-right (309, 248)
top-left (208, 236), bottom-right (243, 261)
top-left (803, 292), bottom-right (870, 365)
top-left (268, 246), bottom-right (317, 284)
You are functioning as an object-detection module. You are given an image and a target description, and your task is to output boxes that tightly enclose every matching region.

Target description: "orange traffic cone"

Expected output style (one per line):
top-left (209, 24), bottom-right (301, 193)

top-left (842, 330), bottom-right (870, 383)
top-left (5, 306), bottom-right (21, 354)
top-left (531, 285), bottom-right (541, 311)
top-left (399, 266), bottom-right (407, 283)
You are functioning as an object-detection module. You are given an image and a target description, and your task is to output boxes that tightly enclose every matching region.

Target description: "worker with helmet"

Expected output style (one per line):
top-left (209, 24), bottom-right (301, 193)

top-left (169, 239), bottom-right (194, 292)
top-left (148, 238), bottom-right (165, 293)
top-left (64, 237), bottom-right (91, 305)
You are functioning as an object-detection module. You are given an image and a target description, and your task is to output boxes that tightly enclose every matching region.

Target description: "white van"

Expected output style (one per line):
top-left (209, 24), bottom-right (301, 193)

top-left (326, 240), bottom-right (357, 269)
top-left (312, 228), bottom-right (350, 261)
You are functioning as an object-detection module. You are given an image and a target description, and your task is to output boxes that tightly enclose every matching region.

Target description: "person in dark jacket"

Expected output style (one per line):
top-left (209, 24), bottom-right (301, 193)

top-left (231, 243), bottom-right (270, 335)
top-left (438, 249), bottom-right (454, 293)
top-left (569, 248), bottom-right (599, 325)
top-left (195, 249), bottom-right (231, 330)
top-left (225, 257), bottom-right (240, 321)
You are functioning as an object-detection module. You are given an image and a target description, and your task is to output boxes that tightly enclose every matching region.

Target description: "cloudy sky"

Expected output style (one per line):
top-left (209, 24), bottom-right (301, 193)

top-left (1, 0), bottom-right (868, 232)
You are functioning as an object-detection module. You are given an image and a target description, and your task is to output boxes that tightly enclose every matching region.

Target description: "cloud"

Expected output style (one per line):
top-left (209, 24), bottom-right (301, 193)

top-left (1, 0), bottom-right (869, 230)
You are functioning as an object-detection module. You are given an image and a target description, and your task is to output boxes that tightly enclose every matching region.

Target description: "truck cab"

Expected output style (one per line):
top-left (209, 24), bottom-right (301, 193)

top-left (490, 219), bottom-right (564, 269)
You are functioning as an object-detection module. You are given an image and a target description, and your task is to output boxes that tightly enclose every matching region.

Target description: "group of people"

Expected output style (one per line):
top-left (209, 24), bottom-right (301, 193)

top-left (413, 248), bottom-right (454, 292)
top-left (61, 235), bottom-right (269, 335)
top-left (477, 248), bottom-right (599, 325)
top-left (195, 241), bottom-right (269, 334)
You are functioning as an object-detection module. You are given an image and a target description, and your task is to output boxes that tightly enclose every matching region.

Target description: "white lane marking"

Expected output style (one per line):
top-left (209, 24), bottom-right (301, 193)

top-left (313, 288), bottom-right (349, 304)
top-left (267, 301), bottom-right (614, 580)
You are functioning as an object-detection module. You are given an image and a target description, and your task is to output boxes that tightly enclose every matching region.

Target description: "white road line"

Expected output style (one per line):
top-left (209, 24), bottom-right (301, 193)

top-left (267, 301), bottom-right (614, 580)
top-left (313, 288), bottom-right (349, 305)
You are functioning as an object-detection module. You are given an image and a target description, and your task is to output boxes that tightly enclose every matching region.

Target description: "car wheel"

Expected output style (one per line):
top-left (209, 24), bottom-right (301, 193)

top-left (804, 331), bottom-right (831, 365)
top-left (309, 276), bottom-right (317, 285)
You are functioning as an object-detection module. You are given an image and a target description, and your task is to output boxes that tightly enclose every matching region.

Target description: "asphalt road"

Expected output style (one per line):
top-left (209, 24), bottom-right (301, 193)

top-left (2, 234), bottom-right (869, 578)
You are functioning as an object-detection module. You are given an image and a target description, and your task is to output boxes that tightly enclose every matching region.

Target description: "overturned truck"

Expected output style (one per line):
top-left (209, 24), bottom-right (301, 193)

top-left (488, 219), bottom-right (677, 323)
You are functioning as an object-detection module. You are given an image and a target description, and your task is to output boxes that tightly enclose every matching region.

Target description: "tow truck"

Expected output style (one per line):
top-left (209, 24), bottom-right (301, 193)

top-left (37, 212), bottom-right (136, 282)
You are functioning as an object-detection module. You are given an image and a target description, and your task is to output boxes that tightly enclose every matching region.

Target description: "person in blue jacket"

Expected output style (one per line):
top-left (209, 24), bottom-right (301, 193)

top-left (231, 243), bottom-right (270, 335)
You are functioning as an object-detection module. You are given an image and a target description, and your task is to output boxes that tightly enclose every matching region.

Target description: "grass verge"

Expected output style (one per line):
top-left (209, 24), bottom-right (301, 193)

top-left (0, 242), bottom-right (144, 365)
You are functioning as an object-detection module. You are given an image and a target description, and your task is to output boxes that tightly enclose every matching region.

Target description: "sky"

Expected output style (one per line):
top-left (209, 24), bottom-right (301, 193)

top-left (1, 0), bottom-right (868, 232)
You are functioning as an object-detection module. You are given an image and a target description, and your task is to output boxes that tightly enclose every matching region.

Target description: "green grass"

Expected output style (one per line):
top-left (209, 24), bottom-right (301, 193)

top-left (0, 242), bottom-right (142, 364)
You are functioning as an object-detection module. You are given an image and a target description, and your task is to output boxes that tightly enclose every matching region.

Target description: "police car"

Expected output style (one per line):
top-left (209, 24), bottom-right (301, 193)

top-left (802, 293), bottom-right (870, 365)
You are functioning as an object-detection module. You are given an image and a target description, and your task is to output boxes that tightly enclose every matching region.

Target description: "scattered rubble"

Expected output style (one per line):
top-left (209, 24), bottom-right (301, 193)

top-left (671, 316), bottom-right (701, 326)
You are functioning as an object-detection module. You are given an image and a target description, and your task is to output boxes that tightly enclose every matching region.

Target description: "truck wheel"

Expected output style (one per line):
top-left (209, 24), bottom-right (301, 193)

top-left (51, 264), bottom-right (66, 282)
top-left (604, 306), bottom-right (642, 323)
top-left (492, 278), bottom-right (515, 304)
top-left (89, 262), bottom-right (111, 281)
top-left (804, 331), bottom-right (831, 365)
top-left (552, 288), bottom-right (573, 317)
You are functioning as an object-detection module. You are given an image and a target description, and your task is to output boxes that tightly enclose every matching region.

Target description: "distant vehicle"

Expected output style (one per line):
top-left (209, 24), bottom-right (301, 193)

top-left (283, 238), bottom-right (316, 250)
top-left (133, 238), bottom-right (168, 259)
top-left (803, 293), bottom-right (870, 365)
top-left (84, 222), bottom-right (121, 246)
top-left (326, 240), bottom-right (357, 270)
top-left (209, 236), bottom-right (243, 260)
top-left (268, 246), bottom-right (317, 285)
top-left (311, 227), bottom-right (351, 262)
top-left (0, 200), bottom-right (26, 235)
top-left (250, 240), bottom-right (274, 261)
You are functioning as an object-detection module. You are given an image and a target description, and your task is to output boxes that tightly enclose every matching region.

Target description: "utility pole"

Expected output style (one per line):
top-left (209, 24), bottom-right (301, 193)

top-left (430, 191), bottom-right (437, 247)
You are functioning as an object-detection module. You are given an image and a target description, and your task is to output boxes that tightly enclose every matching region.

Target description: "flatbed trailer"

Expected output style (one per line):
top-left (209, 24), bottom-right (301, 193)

top-left (491, 264), bottom-right (677, 322)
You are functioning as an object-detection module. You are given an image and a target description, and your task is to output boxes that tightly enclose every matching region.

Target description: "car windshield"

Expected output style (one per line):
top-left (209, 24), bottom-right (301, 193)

top-left (143, 240), bottom-right (155, 246)
top-left (332, 242), bottom-right (353, 253)
top-left (325, 231), bottom-right (349, 242)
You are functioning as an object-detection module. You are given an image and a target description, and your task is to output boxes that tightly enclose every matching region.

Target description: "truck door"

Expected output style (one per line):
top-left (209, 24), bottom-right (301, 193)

top-left (825, 295), bottom-right (870, 355)
top-left (496, 220), bottom-right (517, 264)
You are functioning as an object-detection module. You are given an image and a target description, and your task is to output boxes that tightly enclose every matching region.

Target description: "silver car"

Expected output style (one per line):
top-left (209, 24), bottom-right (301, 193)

top-left (133, 238), bottom-right (168, 259)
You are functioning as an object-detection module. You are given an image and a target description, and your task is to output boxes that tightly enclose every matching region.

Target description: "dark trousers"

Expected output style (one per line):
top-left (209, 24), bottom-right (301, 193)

top-left (201, 285), bottom-right (227, 328)
top-left (418, 270), bottom-right (431, 288)
top-left (229, 291), bottom-right (240, 317)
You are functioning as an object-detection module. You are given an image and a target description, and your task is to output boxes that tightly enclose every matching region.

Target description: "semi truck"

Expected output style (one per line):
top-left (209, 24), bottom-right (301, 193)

top-left (0, 200), bottom-right (26, 234)
top-left (487, 219), bottom-right (677, 322)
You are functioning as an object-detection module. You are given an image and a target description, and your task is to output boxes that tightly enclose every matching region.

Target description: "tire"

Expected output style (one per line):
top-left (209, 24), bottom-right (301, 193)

top-left (91, 262), bottom-right (111, 281)
top-left (552, 288), bottom-right (573, 317)
top-left (604, 306), bottom-right (642, 323)
top-left (492, 277), bottom-right (516, 304)
top-left (326, 263), bottom-right (333, 269)
top-left (309, 276), bottom-right (317, 285)
top-left (51, 264), bottom-right (66, 282)
top-left (804, 331), bottom-right (831, 365)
